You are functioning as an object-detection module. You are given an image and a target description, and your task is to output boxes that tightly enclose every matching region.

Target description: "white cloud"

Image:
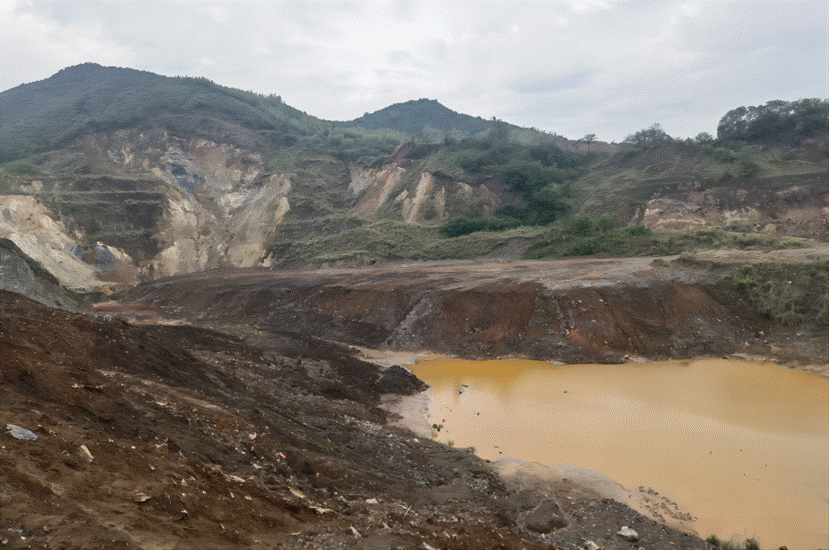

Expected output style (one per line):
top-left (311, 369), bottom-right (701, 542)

top-left (0, 0), bottom-right (826, 142)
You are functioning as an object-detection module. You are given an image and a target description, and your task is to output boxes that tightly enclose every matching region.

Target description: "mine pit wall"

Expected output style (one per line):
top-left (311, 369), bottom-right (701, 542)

top-left (133, 276), bottom-right (763, 364)
top-left (302, 281), bottom-right (760, 363)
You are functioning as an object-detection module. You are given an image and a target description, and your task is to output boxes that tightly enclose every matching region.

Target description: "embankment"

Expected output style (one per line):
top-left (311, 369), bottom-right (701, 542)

top-left (110, 253), bottom-right (825, 365)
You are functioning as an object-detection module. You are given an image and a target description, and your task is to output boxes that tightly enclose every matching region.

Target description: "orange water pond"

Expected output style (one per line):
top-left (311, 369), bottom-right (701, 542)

top-left (410, 358), bottom-right (828, 549)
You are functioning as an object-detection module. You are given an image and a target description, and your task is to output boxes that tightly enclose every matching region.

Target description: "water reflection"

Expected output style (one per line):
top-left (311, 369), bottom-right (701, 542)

top-left (412, 358), bottom-right (829, 549)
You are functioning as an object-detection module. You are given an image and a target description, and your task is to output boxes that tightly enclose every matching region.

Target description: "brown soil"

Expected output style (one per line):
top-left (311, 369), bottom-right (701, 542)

top-left (113, 247), bottom-right (828, 368)
top-left (0, 289), bottom-right (712, 549)
top-left (2, 247), bottom-right (825, 549)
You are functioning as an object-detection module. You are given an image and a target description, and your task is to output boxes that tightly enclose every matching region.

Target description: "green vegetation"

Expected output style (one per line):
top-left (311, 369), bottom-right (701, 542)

top-left (267, 127), bottom-right (401, 172)
top-left (442, 216), bottom-right (521, 237)
top-left (705, 535), bottom-right (760, 550)
top-left (428, 134), bottom-right (586, 236)
top-left (525, 218), bottom-right (632, 259)
top-left (269, 217), bottom-right (543, 267)
top-left (0, 63), bottom-right (326, 162)
top-left (730, 261), bottom-right (829, 326)
top-left (344, 98), bottom-right (491, 136)
top-left (0, 161), bottom-right (43, 176)
top-left (2, 65), bottom-right (826, 271)
top-left (526, 218), bottom-right (806, 260)
top-left (622, 123), bottom-right (674, 148)
top-left (717, 98), bottom-right (829, 144)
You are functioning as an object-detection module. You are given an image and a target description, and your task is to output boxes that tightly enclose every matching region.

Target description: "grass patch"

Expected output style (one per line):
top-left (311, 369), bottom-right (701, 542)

top-left (730, 261), bottom-right (829, 326)
top-left (0, 161), bottom-right (43, 177)
top-left (269, 218), bottom-right (543, 267)
top-left (705, 535), bottom-right (760, 550)
top-left (525, 219), bottom-right (807, 260)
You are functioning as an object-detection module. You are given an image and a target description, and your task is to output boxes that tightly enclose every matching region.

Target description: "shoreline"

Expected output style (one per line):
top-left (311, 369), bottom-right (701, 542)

top-left (357, 346), bottom-right (829, 378)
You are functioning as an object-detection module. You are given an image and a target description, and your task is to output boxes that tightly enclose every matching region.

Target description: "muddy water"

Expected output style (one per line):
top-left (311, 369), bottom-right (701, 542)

top-left (411, 358), bottom-right (829, 549)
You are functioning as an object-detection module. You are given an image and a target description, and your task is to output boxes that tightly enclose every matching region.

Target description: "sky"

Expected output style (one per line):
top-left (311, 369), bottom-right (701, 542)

top-left (1, 0), bottom-right (826, 143)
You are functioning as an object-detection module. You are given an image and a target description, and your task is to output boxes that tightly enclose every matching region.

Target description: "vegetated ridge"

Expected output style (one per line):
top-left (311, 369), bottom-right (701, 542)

top-left (0, 63), bottom-right (826, 296)
top-left (341, 98), bottom-right (493, 136)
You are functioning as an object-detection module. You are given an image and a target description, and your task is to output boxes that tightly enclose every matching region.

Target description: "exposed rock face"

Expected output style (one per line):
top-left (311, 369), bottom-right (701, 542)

top-left (351, 164), bottom-right (405, 215)
top-left (627, 173), bottom-right (829, 239)
top-left (0, 195), bottom-right (103, 292)
top-left (2, 127), bottom-right (826, 302)
top-left (0, 132), bottom-right (296, 292)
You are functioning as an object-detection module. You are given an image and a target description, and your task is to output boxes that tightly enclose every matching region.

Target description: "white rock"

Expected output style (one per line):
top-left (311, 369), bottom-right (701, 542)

top-left (617, 526), bottom-right (639, 541)
top-left (79, 444), bottom-right (94, 462)
top-left (6, 424), bottom-right (37, 441)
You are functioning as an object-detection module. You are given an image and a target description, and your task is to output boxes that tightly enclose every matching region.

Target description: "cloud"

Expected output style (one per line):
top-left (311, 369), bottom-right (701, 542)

top-left (1, 0), bottom-right (825, 142)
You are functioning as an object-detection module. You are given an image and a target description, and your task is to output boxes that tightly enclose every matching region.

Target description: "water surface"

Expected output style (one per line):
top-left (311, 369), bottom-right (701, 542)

top-left (411, 358), bottom-right (828, 549)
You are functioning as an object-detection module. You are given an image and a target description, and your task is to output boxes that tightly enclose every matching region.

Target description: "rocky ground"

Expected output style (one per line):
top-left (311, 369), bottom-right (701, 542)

top-left (1, 288), bottom-right (713, 550)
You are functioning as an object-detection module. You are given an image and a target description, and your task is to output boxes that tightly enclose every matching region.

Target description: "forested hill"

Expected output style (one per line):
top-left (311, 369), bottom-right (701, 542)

top-left (0, 63), bottom-right (323, 162)
top-left (343, 98), bottom-right (492, 136)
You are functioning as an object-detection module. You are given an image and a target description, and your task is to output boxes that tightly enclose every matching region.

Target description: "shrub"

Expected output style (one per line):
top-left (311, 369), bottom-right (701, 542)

top-left (566, 213), bottom-right (595, 236)
top-left (595, 213), bottom-right (618, 233)
top-left (625, 224), bottom-right (652, 236)
top-left (1, 161), bottom-right (42, 176)
top-left (441, 216), bottom-right (521, 237)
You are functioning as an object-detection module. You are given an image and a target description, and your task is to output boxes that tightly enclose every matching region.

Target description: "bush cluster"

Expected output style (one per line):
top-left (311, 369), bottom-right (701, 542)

top-left (731, 261), bottom-right (828, 326)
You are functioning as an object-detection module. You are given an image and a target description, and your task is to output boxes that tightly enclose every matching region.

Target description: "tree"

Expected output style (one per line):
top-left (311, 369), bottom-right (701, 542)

top-left (595, 213), bottom-right (618, 233)
top-left (566, 213), bottom-right (595, 236)
top-left (581, 133), bottom-right (597, 151)
top-left (716, 99), bottom-right (829, 142)
top-left (694, 132), bottom-right (714, 144)
top-left (489, 117), bottom-right (511, 143)
top-left (622, 123), bottom-right (673, 148)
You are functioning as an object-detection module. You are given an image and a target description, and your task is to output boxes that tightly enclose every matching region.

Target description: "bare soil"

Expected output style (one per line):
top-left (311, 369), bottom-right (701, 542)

top-left (112, 245), bottom-right (828, 369)
top-left (1, 246), bottom-right (825, 549)
top-left (0, 289), bottom-right (713, 550)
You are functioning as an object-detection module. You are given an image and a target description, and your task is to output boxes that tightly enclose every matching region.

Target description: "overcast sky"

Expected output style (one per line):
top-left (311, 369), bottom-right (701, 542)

top-left (1, 0), bottom-right (826, 142)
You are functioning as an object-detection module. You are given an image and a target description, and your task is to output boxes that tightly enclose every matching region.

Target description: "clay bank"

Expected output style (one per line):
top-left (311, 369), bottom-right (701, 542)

top-left (101, 250), bottom-right (828, 548)
top-left (111, 248), bottom-right (829, 368)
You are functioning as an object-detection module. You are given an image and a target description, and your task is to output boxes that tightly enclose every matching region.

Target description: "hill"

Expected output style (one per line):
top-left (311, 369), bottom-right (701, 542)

top-left (343, 98), bottom-right (492, 136)
top-left (0, 63), bottom-right (826, 550)
top-left (0, 64), bottom-right (825, 301)
top-left (0, 63), bottom-right (321, 162)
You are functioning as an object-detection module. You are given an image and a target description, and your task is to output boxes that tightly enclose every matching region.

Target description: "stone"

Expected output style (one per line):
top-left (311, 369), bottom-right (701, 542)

top-left (6, 424), bottom-right (37, 441)
top-left (524, 500), bottom-right (568, 533)
top-left (79, 444), bottom-right (94, 462)
top-left (617, 526), bottom-right (639, 541)
top-left (132, 492), bottom-right (151, 502)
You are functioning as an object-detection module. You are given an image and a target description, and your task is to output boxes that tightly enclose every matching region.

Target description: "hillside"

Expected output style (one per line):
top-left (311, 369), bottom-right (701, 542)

top-left (0, 63), bottom-right (327, 164)
top-left (0, 64), bottom-right (825, 301)
top-left (342, 98), bottom-right (492, 136)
